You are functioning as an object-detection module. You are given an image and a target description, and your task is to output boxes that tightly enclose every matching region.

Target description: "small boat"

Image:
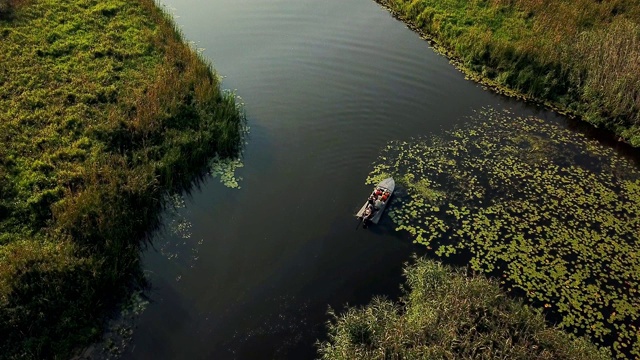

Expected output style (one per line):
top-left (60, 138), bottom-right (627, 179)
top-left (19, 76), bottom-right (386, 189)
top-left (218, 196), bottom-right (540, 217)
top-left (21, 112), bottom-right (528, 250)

top-left (356, 177), bottom-right (395, 225)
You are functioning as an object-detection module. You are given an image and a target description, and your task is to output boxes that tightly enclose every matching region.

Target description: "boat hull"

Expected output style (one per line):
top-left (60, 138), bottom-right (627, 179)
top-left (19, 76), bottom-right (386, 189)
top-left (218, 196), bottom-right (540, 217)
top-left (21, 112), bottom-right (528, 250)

top-left (356, 177), bottom-right (395, 224)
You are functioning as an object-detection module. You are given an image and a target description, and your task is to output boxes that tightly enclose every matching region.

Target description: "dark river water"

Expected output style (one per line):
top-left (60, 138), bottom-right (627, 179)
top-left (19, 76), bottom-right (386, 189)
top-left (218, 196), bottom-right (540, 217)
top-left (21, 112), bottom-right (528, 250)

top-left (120, 0), bottom-right (634, 358)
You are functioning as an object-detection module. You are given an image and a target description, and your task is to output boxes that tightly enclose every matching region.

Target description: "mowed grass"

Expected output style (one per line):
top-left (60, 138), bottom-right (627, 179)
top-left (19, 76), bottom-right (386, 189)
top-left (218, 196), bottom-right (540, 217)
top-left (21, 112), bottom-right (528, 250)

top-left (376, 0), bottom-right (640, 146)
top-left (318, 258), bottom-right (611, 360)
top-left (0, 0), bottom-right (244, 358)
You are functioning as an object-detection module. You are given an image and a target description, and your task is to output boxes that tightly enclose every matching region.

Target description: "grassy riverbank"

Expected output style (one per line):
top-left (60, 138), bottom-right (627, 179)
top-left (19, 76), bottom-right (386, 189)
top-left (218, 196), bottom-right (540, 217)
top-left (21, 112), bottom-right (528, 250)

top-left (0, 0), bottom-right (244, 358)
top-left (375, 0), bottom-right (640, 146)
top-left (318, 258), bottom-right (609, 359)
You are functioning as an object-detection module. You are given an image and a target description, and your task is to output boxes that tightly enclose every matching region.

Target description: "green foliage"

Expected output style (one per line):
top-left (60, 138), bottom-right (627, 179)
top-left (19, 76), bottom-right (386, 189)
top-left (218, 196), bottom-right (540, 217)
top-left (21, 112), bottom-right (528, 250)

top-left (368, 107), bottom-right (640, 358)
top-left (318, 258), bottom-right (610, 359)
top-left (209, 155), bottom-right (245, 189)
top-left (375, 0), bottom-right (640, 146)
top-left (0, 0), bottom-right (245, 358)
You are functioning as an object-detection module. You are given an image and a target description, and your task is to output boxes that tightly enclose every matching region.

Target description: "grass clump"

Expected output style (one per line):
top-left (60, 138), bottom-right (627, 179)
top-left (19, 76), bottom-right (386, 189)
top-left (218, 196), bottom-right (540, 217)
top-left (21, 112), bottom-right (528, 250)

top-left (318, 257), bottom-right (610, 359)
top-left (375, 0), bottom-right (640, 146)
top-left (0, 0), bottom-right (245, 358)
top-left (368, 107), bottom-right (640, 358)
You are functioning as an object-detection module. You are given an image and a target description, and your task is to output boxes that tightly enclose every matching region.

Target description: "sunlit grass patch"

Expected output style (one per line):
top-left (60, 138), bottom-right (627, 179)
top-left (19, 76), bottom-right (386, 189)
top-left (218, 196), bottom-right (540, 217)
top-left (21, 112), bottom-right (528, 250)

top-left (368, 107), bottom-right (640, 357)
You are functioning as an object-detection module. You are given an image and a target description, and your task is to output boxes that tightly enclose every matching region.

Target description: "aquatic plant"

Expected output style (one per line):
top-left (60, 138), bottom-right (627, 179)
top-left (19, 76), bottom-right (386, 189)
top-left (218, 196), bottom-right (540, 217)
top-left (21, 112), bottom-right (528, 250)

top-left (318, 257), bottom-right (609, 359)
top-left (368, 107), bottom-right (640, 358)
top-left (157, 192), bottom-right (204, 268)
top-left (209, 154), bottom-right (244, 189)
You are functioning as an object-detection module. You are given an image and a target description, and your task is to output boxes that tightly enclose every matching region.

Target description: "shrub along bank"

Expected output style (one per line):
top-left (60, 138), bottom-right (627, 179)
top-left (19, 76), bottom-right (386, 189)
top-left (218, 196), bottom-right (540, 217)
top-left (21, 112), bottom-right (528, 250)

top-left (375, 0), bottom-right (640, 146)
top-left (0, 0), bottom-right (244, 358)
top-left (318, 258), bottom-right (610, 359)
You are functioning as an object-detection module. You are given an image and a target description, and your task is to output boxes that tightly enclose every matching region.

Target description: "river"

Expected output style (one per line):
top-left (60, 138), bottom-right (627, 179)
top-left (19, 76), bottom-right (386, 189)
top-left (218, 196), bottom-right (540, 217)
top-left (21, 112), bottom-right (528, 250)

top-left (121, 0), bottom-right (633, 358)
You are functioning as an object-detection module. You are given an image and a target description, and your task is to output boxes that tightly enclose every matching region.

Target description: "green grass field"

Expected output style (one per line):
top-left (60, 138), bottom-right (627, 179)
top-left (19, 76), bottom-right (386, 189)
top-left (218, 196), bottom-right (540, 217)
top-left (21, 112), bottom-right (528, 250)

top-left (376, 0), bottom-right (640, 146)
top-left (0, 0), bottom-right (244, 357)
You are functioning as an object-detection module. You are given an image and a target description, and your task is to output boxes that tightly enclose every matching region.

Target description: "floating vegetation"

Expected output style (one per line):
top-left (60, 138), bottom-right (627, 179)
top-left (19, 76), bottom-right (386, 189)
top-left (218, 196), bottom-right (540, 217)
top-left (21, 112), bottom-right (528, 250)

top-left (368, 107), bottom-right (640, 358)
top-left (209, 155), bottom-right (244, 189)
top-left (77, 290), bottom-right (149, 359)
top-left (158, 193), bottom-right (203, 271)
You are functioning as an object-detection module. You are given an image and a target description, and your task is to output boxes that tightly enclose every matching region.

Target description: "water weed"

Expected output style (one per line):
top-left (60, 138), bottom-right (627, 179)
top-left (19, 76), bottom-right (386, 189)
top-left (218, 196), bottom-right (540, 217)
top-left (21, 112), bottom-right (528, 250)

top-left (209, 154), bottom-right (245, 189)
top-left (368, 107), bottom-right (640, 358)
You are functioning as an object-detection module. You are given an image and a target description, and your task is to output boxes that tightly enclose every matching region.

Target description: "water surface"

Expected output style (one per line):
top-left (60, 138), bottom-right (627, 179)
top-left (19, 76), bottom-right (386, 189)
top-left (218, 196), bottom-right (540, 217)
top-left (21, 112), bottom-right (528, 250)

top-left (122, 0), bottom-right (632, 358)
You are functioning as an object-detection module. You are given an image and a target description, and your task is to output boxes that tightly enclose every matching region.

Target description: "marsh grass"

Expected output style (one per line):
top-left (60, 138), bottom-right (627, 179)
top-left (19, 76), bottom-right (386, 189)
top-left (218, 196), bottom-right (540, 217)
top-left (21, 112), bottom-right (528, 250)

top-left (0, 0), bottom-right (245, 358)
top-left (318, 258), bottom-right (610, 359)
top-left (375, 0), bottom-right (640, 146)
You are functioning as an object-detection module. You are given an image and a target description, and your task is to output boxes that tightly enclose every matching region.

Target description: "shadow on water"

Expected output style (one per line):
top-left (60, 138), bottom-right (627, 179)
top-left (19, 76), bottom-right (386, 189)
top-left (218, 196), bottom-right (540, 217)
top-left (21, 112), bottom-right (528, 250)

top-left (510, 100), bottom-right (640, 166)
top-left (563, 116), bottom-right (640, 166)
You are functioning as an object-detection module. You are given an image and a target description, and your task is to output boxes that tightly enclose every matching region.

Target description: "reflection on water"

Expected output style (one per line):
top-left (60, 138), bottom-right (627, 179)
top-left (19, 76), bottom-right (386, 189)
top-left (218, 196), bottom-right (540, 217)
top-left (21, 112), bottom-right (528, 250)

top-left (158, 153), bottom-right (246, 274)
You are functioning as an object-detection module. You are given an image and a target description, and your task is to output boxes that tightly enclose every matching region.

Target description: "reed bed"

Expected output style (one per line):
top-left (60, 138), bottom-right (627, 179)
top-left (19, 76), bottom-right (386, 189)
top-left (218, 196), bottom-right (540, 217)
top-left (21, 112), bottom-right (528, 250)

top-left (376, 0), bottom-right (640, 146)
top-left (0, 0), bottom-right (244, 358)
top-left (318, 258), bottom-right (610, 359)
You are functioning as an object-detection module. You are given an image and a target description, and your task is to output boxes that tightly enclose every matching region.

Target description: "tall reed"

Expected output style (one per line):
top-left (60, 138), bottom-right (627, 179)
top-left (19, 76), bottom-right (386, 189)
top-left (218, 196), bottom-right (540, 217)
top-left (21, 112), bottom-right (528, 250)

top-left (377, 0), bottom-right (640, 145)
top-left (318, 258), bottom-right (610, 359)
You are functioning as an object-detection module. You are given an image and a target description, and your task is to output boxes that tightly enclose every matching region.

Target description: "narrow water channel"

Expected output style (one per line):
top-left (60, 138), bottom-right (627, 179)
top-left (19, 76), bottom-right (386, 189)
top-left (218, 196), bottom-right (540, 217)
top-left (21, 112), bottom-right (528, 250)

top-left (121, 0), bottom-right (632, 358)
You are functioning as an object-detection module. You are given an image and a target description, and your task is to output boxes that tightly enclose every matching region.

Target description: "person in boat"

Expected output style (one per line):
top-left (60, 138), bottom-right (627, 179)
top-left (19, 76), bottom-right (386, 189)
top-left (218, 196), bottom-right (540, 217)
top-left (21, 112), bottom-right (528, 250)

top-left (381, 191), bottom-right (390, 202)
top-left (375, 188), bottom-right (383, 197)
top-left (367, 194), bottom-right (376, 206)
top-left (364, 203), bottom-right (377, 220)
top-left (374, 200), bottom-right (383, 209)
top-left (363, 205), bottom-right (372, 220)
